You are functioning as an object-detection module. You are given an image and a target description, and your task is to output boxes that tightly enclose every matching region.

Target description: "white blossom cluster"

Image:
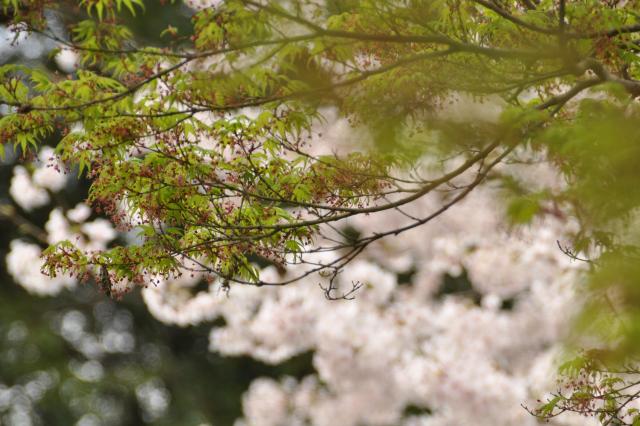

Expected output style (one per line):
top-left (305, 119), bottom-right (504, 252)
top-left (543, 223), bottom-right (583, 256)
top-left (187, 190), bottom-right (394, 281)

top-left (6, 147), bottom-right (118, 296)
top-left (0, 25), bottom-right (49, 63)
top-left (9, 147), bottom-right (67, 211)
top-left (139, 165), bottom-right (591, 425)
top-left (230, 191), bottom-right (589, 426)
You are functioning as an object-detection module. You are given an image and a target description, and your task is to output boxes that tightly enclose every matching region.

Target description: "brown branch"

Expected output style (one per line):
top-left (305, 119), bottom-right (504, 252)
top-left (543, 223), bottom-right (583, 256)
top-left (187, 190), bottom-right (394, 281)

top-left (471, 0), bottom-right (559, 35)
top-left (241, 0), bottom-right (557, 59)
top-left (535, 77), bottom-right (603, 111)
top-left (0, 203), bottom-right (48, 244)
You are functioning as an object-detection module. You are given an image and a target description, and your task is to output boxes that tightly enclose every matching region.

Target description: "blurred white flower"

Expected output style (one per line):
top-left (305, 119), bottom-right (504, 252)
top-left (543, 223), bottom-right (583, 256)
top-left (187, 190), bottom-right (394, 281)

top-left (81, 219), bottom-right (117, 246)
top-left (10, 166), bottom-right (50, 211)
top-left (184, 0), bottom-right (224, 11)
top-left (9, 147), bottom-right (68, 211)
top-left (239, 378), bottom-right (292, 426)
top-left (67, 203), bottom-right (92, 223)
top-left (136, 379), bottom-right (170, 422)
top-left (45, 208), bottom-right (75, 244)
top-left (54, 47), bottom-right (79, 73)
top-left (32, 147), bottom-right (67, 192)
top-left (6, 240), bottom-right (76, 296)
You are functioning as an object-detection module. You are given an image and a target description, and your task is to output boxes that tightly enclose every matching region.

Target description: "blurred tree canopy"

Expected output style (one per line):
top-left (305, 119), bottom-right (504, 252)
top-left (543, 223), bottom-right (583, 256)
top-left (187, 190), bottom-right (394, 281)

top-left (3, 0), bottom-right (640, 423)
